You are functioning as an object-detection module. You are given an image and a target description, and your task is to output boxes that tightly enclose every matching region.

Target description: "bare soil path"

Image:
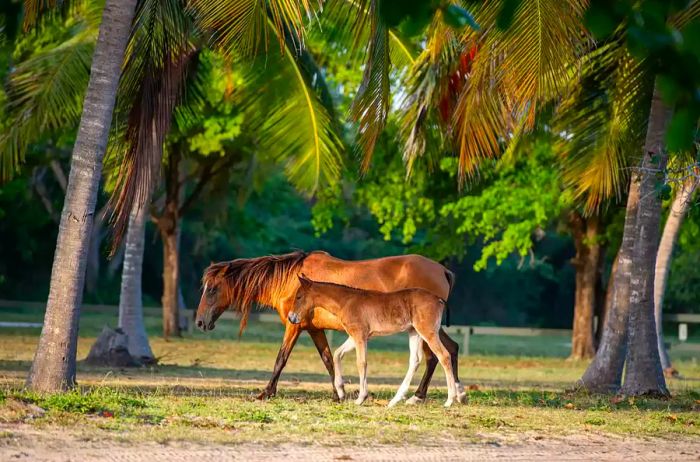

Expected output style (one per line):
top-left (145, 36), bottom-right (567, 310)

top-left (1, 424), bottom-right (699, 461)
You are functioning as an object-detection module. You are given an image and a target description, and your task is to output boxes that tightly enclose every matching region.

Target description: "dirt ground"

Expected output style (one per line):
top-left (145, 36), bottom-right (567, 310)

top-left (1, 424), bottom-right (699, 461)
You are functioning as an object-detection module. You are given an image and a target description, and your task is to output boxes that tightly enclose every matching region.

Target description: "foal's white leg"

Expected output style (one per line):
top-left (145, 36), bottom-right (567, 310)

top-left (354, 340), bottom-right (369, 405)
top-left (333, 337), bottom-right (356, 400)
top-left (388, 331), bottom-right (422, 408)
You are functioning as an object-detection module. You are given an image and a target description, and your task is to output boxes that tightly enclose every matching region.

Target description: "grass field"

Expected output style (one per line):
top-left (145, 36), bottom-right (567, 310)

top-left (1, 308), bottom-right (699, 447)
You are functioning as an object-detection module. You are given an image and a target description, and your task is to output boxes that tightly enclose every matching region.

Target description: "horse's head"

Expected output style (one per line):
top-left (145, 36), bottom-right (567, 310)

top-left (288, 274), bottom-right (314, 325)
top-left (196, 263), bottom-right (231, 331)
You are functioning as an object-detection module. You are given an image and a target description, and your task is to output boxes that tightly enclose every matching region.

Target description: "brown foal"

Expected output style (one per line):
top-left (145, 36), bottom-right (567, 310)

top-left (288, 275), bottom-right (460, 407)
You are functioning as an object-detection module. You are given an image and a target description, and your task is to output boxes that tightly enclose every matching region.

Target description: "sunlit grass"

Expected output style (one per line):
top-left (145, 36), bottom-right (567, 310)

top-left (0, 327), bottom-right (699, 445)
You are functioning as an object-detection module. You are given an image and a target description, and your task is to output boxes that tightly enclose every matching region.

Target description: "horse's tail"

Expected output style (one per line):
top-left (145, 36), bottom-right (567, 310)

top-left (442, 268), bottom-right (455, 327)
top-left (444, 268), bottom-right (455, 295)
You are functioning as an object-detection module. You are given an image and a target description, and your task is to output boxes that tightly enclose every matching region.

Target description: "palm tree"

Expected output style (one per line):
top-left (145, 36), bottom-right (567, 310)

top-left (17, 0), bottom-right (138, 392)
top-left (654, 174), bottom-right (698, 375)
top-left (118, 201), bottom-right (155, 363)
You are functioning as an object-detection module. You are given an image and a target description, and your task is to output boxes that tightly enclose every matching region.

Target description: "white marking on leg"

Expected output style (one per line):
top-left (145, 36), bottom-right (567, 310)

top-left (388, 331), bottom-right (421, 408)
top-left (354, 340), bottom-right (368, 405)
top-left (333, 336), bottom-right (355, 400)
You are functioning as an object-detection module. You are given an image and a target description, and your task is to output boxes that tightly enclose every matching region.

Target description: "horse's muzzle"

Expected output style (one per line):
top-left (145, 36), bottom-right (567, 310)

top-left (287, 312), bottom-right (301, 324)
top-left (196, 318), bottom-right (216, 331)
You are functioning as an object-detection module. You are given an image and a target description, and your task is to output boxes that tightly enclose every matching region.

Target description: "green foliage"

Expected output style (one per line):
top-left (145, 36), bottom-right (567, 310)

top-left (667, 209), bottom-right (700, 313)
top-left (0, 1), bottom-right (98, 180)
top-left (585, 0), bottom-right (700, 151)
top-left (439, 144), bottom-right (572, 270)
top-left (323, 137), bottom-right (571, 271)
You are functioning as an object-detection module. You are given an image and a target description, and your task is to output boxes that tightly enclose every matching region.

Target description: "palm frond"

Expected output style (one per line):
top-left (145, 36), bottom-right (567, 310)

top-left (452, 0), bottom-right (589, 178)
top-left (347, 0), bottom-right (389, 171)
top-left (105, 0), bottom-right (195, 247)
top-left (555, 38), bottom-right (653, 214)
top-left (189, 0), bottom-right (319, 57)
top-left (236, 19), bottom-right (344, 193)
top-left (0, 1), bottom-right (98, 180)
top-left (399, 16), bottom-right (465, 174)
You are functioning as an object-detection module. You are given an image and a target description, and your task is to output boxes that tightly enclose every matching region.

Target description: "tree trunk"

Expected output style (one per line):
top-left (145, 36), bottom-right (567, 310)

top-left (621, 82), bottom-right (671, 397)
top-left (569, 212), bottom-right (602, 360)
top-left (654, 176), bottom-right (698, 374)
top-left (118, 202), bottom-right (155, 363)
top-left (155, 151), bottom-right (182, 339)
top-left (160, 215), bottom-right (181, 338)
top-left (578, 184), bottom-right (639, 393)
top-left (595, 253), bottom-right (617, 349)
top-left (26, 0), bottom-right (137, 392)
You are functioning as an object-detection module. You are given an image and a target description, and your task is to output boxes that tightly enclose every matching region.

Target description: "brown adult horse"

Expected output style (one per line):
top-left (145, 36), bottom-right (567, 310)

top-left (195, 250), bottom-right (463, 403)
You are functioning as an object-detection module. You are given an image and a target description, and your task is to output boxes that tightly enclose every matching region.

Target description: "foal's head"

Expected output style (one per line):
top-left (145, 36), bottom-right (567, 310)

top-left (287, 275), bottom-right (315, 325)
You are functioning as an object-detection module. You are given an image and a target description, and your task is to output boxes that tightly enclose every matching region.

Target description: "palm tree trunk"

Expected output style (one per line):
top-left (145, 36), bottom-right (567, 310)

top-left (595, 253), bottom-right (617, 349)
top-left (26, 0), bottom-right (137, 392)
top-left (569, 212), bottom-right (601, 360)
top-left (621, 83), bottom-right (671, 397)
top-left (654, 176), bottom-right (698, 373)
top-left (578, 184), bottom-right (639, 392)
top-left (118, 202), bottom-right (155, 363)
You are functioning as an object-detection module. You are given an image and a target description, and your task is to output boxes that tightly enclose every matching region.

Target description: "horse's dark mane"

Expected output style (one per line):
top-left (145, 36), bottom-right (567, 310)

top-left (203, 251), bottom-right (309, 335)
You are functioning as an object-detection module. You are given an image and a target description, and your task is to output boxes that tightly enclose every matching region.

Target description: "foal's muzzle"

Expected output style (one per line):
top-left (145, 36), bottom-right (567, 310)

top-left (287, 312), bottom-right (301, 324)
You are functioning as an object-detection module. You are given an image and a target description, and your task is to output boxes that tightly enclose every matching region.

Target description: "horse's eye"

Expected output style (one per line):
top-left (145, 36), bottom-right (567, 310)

top-left (207, 286), bottom-right (217, 296)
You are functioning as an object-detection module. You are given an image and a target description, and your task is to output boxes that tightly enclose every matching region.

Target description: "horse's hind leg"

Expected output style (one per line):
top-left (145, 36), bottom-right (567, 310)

top-left (333, 336), bottom-right (356, 400)
top-left (407, 342), bottom-right (437, 404)
top-left (308, 329), bottom-right (340, 401)
top-left (439, 328), bottom-right (466, 403)
top-left (389, 330), bottom-right (422, 407)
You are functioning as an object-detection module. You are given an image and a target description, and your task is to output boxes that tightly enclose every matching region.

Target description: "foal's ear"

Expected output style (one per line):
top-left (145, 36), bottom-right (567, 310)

top-left (298, 273), bottom-right (311, 286)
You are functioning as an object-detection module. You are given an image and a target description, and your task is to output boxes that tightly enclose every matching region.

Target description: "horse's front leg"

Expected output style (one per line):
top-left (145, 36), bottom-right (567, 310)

top-left (257, 321), bottom-right (301, 400)
top-left (307, 329), bottom-right (340, 401)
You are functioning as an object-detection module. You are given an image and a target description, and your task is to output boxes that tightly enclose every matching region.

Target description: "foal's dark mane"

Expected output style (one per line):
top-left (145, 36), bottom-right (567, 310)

top-left (203, 251), bottom-right (310, 334)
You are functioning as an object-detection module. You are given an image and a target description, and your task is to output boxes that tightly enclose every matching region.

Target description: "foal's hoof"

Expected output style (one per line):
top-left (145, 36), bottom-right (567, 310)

top-left (405, 395), bottom-right (425, 405)
top-left (443, 398), bottom-right (455, 408)
top-left (457, 392), bottom-right (468, 404)
top-left (354, 395), bottom-right (368, 405)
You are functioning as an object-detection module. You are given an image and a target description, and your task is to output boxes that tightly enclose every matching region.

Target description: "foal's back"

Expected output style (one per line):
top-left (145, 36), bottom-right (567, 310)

top-left (338, 286), bottom-right (445, 337)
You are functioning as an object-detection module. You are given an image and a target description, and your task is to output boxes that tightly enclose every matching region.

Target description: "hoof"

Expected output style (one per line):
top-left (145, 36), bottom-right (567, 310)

top-left (405, 395), bottom-right (425, 405)
top-left (444, 398), bottom-right (454, 408)
top-left (256, 390), bottom-right (274, 400)
top-left (457, 392), bottom-right (468, 404)
top-left (354, 396), bottom-right (367, 405)
top-left (387, 397), bottom-right (402, 408)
